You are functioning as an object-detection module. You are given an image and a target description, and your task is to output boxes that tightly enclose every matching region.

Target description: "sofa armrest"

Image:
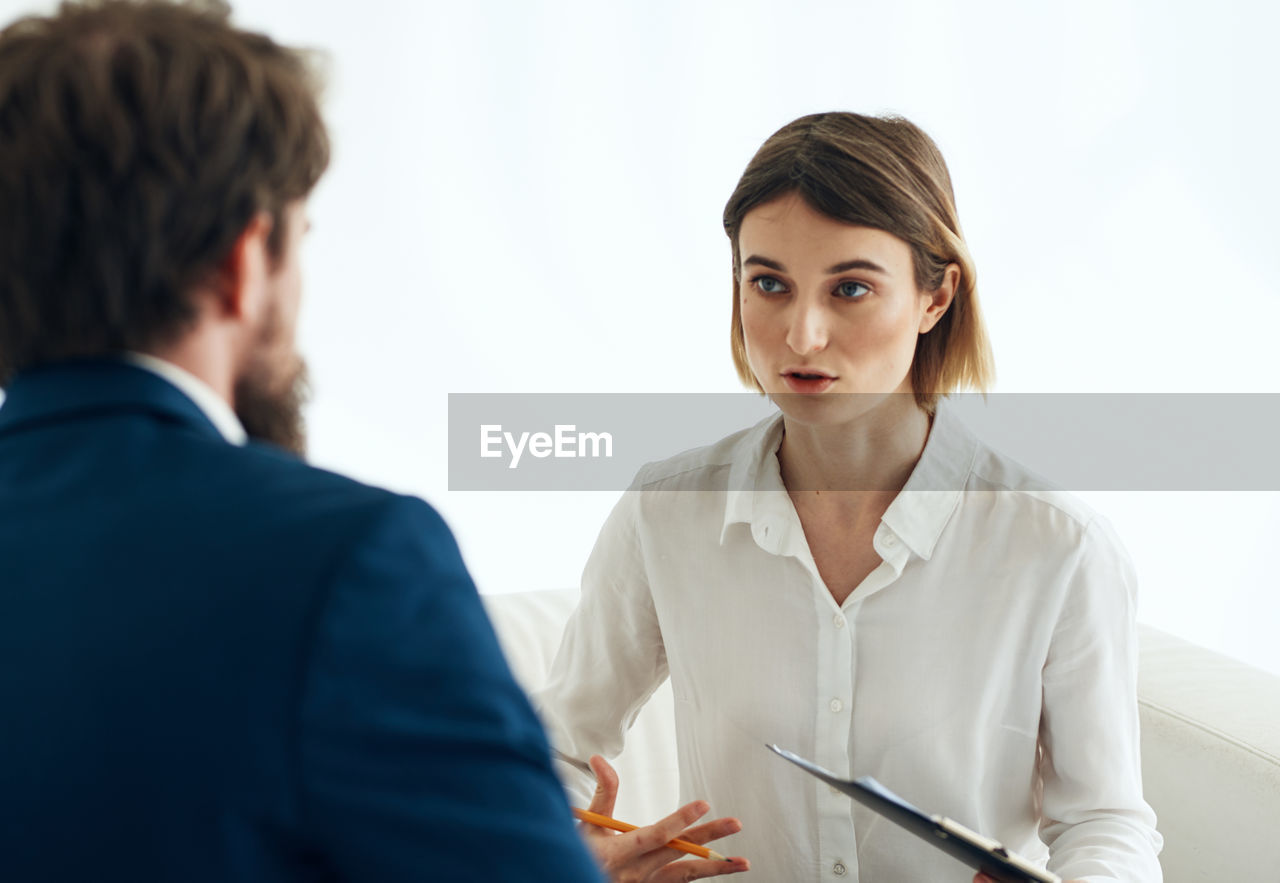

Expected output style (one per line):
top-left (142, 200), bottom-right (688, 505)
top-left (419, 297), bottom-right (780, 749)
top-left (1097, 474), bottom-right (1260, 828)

top-left (483, 589), bottom-right (679, 824)
top-left (1137, 624), bottom-right (1280, 882)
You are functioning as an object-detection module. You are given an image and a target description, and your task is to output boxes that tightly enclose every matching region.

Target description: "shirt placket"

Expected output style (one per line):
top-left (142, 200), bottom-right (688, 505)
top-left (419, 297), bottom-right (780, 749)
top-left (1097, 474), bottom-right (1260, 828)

top-left (814, 569), bottom-right (858, 881)
top-left (814, 525), bottom-right (911, 882)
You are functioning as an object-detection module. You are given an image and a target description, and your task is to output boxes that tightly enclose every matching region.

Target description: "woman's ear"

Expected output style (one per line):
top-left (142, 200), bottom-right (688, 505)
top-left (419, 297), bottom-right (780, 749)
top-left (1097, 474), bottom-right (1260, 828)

top-left (919, 263), bottom-right (959, 334)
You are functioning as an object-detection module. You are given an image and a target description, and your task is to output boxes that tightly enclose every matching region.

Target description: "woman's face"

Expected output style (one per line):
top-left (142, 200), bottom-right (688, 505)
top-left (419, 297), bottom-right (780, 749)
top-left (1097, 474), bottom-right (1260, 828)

top-left (738, 192), bottom-right (952, 427)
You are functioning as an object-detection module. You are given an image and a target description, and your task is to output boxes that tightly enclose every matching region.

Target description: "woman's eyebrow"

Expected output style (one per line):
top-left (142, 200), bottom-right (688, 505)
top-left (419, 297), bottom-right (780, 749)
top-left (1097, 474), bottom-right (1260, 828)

top-left (825, 258), bottom-right (889, 275)
top-left (743, 255), bottom-right (786, 272)
top-left (742, 255), bottom-right (889, 275)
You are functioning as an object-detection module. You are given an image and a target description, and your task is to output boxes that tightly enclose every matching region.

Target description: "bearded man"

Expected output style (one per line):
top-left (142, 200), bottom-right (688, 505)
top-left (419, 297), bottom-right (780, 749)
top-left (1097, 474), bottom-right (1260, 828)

top-left (0, 2), bottom-right (607, 880)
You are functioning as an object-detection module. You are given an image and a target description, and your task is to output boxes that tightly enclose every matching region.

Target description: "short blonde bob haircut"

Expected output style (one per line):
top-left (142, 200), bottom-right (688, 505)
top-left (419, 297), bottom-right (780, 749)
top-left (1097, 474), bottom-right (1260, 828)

top-left (724, 112), bottom-right (994, 414)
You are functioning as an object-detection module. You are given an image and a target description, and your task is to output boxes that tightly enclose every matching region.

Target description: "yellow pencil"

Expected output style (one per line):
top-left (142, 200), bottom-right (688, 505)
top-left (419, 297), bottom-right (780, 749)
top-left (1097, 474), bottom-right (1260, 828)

top-left (572, 807), bottom-right (730, 861)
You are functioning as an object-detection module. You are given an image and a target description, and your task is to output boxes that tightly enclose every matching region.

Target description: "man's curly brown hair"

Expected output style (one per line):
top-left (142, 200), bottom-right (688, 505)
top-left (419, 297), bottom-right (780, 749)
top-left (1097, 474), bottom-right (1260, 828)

top-left (0, 0), bottom-right (330, 385)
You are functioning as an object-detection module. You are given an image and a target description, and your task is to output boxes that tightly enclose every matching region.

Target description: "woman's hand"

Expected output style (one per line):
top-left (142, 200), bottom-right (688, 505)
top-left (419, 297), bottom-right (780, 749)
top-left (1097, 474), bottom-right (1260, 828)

top-left (581, 755), bottom-right (750, 882)
top-left (967, 870), bottom-right (1080, 875)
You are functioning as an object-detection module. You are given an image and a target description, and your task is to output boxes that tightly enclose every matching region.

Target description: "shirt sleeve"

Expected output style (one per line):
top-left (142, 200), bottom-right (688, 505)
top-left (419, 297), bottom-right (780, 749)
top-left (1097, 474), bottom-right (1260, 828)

top-left (1039, 516), bottom-right (1164, 883)
top-left (531, 487), bottom-right (670, 808)
top-left (297, 495), bottom-right (604, 883)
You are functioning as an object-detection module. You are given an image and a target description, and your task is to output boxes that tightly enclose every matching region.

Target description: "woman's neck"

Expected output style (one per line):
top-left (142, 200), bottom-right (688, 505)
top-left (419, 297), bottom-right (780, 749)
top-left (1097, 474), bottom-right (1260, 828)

top-left (776, 396), bottom-right (931, 498)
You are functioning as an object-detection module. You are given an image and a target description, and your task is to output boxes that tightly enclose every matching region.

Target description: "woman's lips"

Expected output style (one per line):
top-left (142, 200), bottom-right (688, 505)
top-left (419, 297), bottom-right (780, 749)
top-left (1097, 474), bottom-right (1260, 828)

top-left (781, 371), bottom-right (836, 394)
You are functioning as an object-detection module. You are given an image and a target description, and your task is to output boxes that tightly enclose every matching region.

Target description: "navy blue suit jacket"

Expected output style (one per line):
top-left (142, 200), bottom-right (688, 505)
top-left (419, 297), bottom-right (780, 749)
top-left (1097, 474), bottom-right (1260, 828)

top-left (0, 360), bottom-right (602, 882)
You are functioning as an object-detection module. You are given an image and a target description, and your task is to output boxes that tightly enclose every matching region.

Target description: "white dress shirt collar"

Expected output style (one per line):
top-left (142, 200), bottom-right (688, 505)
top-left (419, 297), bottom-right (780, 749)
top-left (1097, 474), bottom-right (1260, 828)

top-left (719, 398), bottom-right (979, 561)
top-left (720, 412), bottom-right (783, 546)
top-left (122, 352), bottom-right (247, 446)
top-left (882, 400), bottom-right (979, 560)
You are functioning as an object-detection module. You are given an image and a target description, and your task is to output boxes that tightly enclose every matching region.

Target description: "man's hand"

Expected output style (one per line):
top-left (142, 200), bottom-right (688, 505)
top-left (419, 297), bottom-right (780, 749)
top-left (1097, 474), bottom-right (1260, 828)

top-left (580, 755), bottom-right (750, 882)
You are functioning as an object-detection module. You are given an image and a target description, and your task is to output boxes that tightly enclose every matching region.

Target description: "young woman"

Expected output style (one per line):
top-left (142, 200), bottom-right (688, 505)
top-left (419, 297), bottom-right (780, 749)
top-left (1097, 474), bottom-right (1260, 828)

top-left (537, 112), bottom-right (1162, 882)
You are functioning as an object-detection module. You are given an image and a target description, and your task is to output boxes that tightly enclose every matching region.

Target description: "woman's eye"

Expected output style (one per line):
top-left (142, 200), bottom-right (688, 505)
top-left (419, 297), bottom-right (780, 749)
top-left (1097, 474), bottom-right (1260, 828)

top-left (753, 275), bottom-right (786, 295)
top-left (835, 280), bottom-right (870, 299)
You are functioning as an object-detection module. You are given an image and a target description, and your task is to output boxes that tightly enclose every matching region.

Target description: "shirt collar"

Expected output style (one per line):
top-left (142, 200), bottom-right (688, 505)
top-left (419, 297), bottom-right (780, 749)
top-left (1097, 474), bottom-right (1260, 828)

top-left (720, 411), bottom-right (785, 545)
top-left (718, 399), bottom-right (979, 560)
top-left (880, 399), bottom-right (978, 560)
top-left (122, 352), bottom-right (247, 445)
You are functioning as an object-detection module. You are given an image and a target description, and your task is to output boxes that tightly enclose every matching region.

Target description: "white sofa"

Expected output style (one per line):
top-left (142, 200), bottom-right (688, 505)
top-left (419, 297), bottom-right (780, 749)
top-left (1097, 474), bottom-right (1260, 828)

top-left (483, 588), bottom-right (1280, 882)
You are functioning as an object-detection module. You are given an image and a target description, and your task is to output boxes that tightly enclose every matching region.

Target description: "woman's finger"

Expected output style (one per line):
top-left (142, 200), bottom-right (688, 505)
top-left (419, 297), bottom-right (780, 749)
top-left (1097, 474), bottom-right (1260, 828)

top-left (663, 815), bottom-right (742, 846)
top-left (585, 754), bottom-right (620, 819)
top-left (602, 800), bottom-right (714, 879)
top-left (652, 857), bottom-right (751, 881)
top-left (628, 800), bottom-right (711, 855)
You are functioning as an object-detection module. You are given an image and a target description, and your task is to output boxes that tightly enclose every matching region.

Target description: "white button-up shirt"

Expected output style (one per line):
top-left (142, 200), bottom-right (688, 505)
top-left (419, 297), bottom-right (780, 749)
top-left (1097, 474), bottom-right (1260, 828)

top-left (535, 402), bottom-right (1162, 882)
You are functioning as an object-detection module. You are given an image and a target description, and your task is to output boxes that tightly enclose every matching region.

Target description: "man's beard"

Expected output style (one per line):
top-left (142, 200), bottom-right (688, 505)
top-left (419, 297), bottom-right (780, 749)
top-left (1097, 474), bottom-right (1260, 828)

top-left (233, 345), bottom-right (311, 458)
top-left (234, 356), bottom-right (309, 456)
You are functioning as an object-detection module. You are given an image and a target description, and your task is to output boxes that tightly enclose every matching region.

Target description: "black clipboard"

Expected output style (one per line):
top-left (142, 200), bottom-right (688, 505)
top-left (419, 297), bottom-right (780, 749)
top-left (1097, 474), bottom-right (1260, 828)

top-left (767, 745), bottom-right (1061, 883)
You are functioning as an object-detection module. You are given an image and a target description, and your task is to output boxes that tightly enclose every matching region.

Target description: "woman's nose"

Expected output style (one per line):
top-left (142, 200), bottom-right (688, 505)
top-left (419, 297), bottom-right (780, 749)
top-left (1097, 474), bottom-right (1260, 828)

top-left (785, 298), bottom-right (829, 355)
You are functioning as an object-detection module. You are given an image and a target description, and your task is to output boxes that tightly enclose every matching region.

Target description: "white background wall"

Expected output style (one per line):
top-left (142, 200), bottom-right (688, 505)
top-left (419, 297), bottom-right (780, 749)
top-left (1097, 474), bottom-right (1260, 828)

top-left (4, 0), bottom-right (1278, 673)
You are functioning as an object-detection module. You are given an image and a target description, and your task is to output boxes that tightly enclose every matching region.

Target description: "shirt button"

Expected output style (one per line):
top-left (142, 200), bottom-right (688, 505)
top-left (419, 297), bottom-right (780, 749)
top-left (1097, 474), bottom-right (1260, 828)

top-left (829, 698), bottom-right (843, 713)
top-left (833, 613), bottom-right (845, 629)
top-left (883, 535), bottom-right (897, 548)
top-left (833, 861), bottom-right (847, 876)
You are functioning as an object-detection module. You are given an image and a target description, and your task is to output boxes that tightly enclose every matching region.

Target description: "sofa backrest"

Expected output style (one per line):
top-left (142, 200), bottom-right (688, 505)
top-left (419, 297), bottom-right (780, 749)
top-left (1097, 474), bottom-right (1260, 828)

top-left (484, 588), bottom-right (1280, 882)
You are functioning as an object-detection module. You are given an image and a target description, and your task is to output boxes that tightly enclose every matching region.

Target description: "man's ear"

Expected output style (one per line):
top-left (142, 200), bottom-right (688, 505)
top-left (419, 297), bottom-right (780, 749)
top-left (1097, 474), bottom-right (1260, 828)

top-left (210, 212), bottom-right (274, 321)
top-left (919, 263), bottom-right (960, 334)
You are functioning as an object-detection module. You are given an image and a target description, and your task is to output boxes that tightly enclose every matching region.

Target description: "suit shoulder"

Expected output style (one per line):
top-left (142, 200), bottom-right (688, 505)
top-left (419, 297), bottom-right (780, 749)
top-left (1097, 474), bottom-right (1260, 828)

top-left (182, 439), bottom-right (450, 539)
